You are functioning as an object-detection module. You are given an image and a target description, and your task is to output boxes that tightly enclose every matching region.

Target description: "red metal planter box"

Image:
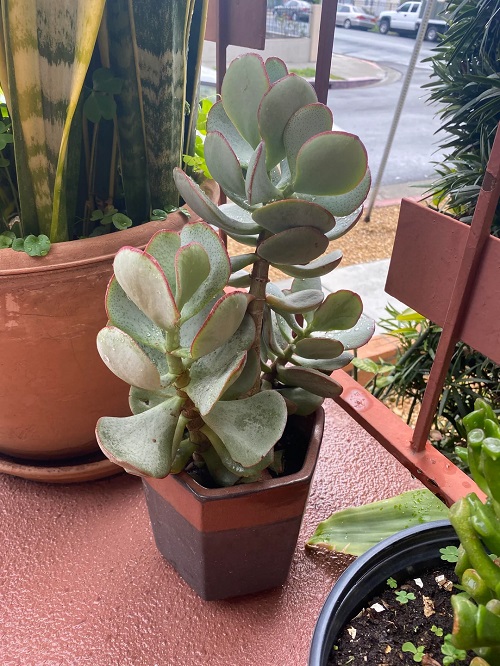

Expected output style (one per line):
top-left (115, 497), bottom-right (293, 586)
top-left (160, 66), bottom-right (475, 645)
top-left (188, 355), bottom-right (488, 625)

top-left (143, 409), bottom-right (325, 600)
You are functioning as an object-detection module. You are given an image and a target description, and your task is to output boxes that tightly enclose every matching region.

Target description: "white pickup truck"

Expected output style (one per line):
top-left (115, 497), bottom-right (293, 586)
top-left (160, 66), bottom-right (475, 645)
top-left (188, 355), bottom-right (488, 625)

top-left (377, 1), bottom-right (447, 41)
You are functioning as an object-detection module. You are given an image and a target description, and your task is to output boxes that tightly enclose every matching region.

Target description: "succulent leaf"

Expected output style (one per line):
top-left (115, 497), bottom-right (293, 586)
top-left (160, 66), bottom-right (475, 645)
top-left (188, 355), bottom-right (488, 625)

top-left (113, 247), bottom-right (179, 331)
top-left (173, 169), bottom-right (260, 235)
top-left (201, 425), bottom-right (274, 478)
top-left (272, 249), bottom-right (343, 278)
top-left (266, 288), bottom-right (324, 314)
top-left (252, 199), bottom-right (335, 234)
top-left (187, 351), bottom-right (247, 416)
top-left (265, 56), bottom-right (288, 83)
top-left (257, 227), bottom-right (329, 265)
top-left (205, 131), bottom-right (246, 199)
top-left (276, 366), bottom-right (343, 398)
top-left (190, 292), bottom-right (252, 359)
top-left (206, 100), bottom-right (254, 167)
top-left (225, 231), bottom-right (259, 247)
top-left (203, 391), bottom-right (288, 467)
top-left (221, 53), bottom-right (270, 149)
top-left (97, 326), bottom-right (162, 390)
top-left (105, 277), bottom-right (165, 351)
top-left (294, 337), bottom-right (344, 359)
top-left (129, 385), bottom-right (178, 415)
top-left (259, 74), bottom-right (318, 169)
top-left (293, 132), bottom-right (368, 196)
top-left (228, 270), bottom-right (251, 288)
top-left (312, 312), bottom-right (375, 349)
top-left (186, 314), bottom-right (256, 414)
top-left (291, 276), bottom-right (323, 293)
top-left (230, 253), bottom-right (257, 272)
top-left (179, 221), bottom-right (232, 321)
top-left (312, 290), bottom-right (363, 331)
top-left (262, 309), bottom-right (287, 356)
top-left (179, 296), bottom-right (219, 349)
top-left (325, 207), bottom-right (363, 241)
top-left (291, 352), bottom-right (354, 371)
top-left (284, 103), bottom-right (333, 178)
top-left (245, 142), bottom-right (283, 205)
top-left (301, 170), bottom-right (371, 219)
top-left (175, 242), bottom-right (210, 311)
top-left (219, 203), bottom-right (257, 228)
top-left (96, 396), bottom-right (184, 478)
top-left (277, 387), bottom-right (325, 416)
top-left (220, 349), bottom-right (261, 400)
top-left (266, 283), bottom-right (303, 333)
top-left (144, 230), bottom-right (181, 294)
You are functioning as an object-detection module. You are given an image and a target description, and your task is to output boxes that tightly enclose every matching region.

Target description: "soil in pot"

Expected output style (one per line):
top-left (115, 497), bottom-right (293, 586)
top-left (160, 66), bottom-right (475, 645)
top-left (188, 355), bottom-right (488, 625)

top-left (329, 564), bottom-right (473, 666)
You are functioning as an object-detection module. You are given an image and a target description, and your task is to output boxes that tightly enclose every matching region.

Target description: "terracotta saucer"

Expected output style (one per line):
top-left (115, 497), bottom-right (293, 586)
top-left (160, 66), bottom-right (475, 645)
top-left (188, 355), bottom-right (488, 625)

top-left (0, 450), bottom-right (122, 484)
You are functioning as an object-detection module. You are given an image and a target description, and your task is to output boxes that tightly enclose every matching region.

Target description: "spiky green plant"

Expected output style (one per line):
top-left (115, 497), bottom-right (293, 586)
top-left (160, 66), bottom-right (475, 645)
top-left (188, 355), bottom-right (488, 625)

top-left (424, 0), bottom-right (500, 233)
top-left (95, 54), bottom-right (374, 486)
top-left (0, 0), bottom-right (207, 254)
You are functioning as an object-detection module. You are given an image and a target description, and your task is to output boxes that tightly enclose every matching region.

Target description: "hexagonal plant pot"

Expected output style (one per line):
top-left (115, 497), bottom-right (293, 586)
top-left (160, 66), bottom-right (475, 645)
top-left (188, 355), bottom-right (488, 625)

top-left (143, 409), bottom-right (324, 600)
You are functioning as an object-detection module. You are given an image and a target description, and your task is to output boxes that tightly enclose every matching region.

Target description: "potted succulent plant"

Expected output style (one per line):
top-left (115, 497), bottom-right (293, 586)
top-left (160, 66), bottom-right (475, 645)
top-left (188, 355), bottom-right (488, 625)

top-left (0, 0), bottom-right (209, 478)
top-left (309, 398), bottom-right (500, 665)
top-left (94, 53), bottom-right (374, 599)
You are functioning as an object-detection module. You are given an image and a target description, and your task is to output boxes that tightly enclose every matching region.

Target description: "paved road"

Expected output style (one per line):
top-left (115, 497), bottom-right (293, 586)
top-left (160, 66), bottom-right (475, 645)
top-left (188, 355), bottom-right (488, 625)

top-left (330, 29), bottom-right (447, 187)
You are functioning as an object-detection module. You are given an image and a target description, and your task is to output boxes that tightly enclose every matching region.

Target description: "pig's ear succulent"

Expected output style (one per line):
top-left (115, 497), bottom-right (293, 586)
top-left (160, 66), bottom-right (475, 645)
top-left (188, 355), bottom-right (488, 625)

top-left (96, 53), bottom-right (374, 487)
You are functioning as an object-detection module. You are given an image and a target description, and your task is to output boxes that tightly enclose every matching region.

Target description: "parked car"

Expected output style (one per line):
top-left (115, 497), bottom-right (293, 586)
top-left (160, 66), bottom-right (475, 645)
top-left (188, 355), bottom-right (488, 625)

top-left (335, 4), bottom-right (377, 30)
top-left (377, 1), bottom-right (447, 41)
top-left (273, 0), bottom-right (312, 22)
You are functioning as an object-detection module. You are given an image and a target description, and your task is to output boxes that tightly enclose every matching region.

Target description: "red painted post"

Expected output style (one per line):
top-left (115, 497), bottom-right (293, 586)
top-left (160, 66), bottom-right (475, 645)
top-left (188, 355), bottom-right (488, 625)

top-left (411, 122), bottom-right (500, 451)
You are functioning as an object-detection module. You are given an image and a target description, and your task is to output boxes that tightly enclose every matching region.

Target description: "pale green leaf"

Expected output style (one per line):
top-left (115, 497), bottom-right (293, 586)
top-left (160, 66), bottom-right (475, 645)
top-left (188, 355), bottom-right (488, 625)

top-left (312, 313), bottom-right (375, 350)
top-left (290, 352), bottom-right (354, 372)
top-left (294, 337), bottom-right (344, 359)
top-left (205, 131), bottom-right (246, 198)
top-left (301, 170), bottom-right (371, 220)
top-left (265, 56), bottom-right (288, 83)
top-left (113, 247), bottom-right (179, 330)
top-left (145, 230), bottom-right (181, 296)
top-left (220, 349), bottom-right (260, 400)
top-left (257, 227), bottom-right (329, 265)
top-left (175, 242), bottom-right (210, 310)
top-left (203, 391), bottom-right (288, 467)
top-left (273, 249), bottom-right (343, 278)
top-left (293, 132), bottom-right (368, 196)
top-left (190, 292), bottom-right (251, 359)
top-left (252, 199), bottom-right (335, 234)
top-left (245, 141), bottom-right (282, 205)
top-left (277, 387), bottom-right (324, 416)
top-left (312, 290), bottom-right (363, 331)
top-left (266, 289), bottom-right (324, 314)
top-left (259, 74), bottom-right (317, 169)
top-left (173, 169), bottom-right (260, 235)
top-left (201, 425), bottom-right (274, 478)
top-left (276, 366), bottom-right (343, 398)
top-left (96, 396), bottom-right (185, 478)
top-left (284, 103), bottom-right (333, 178)
top-left (97, 326), bottom-right (161, 390)
top-left (306, 489), bottom-right (448, 556)
top-left (179, 221), bottom-right (231, 320)
top-left (221, 53), bottom-right (270, 148)
top-left (129, 385), bottom-right (177, 415)
top-left (206, 100), bottom-right (253, 167)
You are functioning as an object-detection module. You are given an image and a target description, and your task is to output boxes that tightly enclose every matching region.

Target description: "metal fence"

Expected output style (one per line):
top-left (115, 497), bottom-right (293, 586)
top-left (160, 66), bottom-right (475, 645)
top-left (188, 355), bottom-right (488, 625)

top-left (266, 9), bottom-right (311, 38)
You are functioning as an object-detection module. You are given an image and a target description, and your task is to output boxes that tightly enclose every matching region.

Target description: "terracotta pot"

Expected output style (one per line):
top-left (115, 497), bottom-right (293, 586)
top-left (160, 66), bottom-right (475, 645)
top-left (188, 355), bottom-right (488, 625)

top-left (0, 181), bottom-right (218, 467)
top-left (309, 520), bottom-right (457, 665)
top-left (143, 409), bottom-right (325, 601)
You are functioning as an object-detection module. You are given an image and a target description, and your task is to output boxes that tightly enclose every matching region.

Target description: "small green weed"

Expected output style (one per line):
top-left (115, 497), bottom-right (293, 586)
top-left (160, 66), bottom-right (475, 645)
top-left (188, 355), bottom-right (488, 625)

top-left (440, 546), bottom-right (459, 563)
top-left (395, 590), bottom-right (416, 604)
top-left (402, 642), bottom-right (425, 662)
top-left (431, 624), bottom-right (444, 637)
top-left (441, 634), bottom-right (467, 665)
top-left (387, 577), bottom-right (398, 589)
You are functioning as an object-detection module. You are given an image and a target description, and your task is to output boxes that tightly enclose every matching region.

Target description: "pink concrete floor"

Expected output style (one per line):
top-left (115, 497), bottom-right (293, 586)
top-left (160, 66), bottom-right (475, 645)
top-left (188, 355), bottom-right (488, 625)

top-left (0, 401), bottom-right (421, 666)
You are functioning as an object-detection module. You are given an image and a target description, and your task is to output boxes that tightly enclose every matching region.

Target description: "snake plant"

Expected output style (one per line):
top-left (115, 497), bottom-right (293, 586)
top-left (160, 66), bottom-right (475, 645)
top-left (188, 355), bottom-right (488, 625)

top-left (0, 0), bottom-right (207, 254)
top-left (95, 53), bottom-right (374, 487)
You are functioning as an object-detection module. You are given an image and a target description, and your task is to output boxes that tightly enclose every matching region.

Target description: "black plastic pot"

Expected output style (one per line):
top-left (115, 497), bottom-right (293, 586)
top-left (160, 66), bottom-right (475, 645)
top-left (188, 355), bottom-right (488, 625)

top-left (309, 520), bottom-right (458, 666)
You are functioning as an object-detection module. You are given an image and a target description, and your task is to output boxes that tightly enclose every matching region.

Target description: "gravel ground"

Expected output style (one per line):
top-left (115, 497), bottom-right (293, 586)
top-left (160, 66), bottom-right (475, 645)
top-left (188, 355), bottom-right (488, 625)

top-left (227, 204), bottom-right (400, 281)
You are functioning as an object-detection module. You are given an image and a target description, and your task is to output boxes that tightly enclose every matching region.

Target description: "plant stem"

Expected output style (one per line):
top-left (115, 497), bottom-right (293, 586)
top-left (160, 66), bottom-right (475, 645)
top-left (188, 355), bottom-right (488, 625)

top-left (247, 234), bottom-right (271, 395)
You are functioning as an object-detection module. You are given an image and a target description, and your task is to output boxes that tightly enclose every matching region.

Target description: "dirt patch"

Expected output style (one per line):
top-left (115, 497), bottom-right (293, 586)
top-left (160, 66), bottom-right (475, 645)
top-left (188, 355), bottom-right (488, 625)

top-left (329, 565), bottom-right (473, 666)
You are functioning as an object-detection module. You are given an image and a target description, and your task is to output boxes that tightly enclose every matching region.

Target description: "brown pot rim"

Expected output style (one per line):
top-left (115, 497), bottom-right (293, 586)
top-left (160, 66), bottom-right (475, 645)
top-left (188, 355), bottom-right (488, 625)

top-left (0, 179), bottom-right (219, 277)
top-left (167, 407), bottom-right (325, 503)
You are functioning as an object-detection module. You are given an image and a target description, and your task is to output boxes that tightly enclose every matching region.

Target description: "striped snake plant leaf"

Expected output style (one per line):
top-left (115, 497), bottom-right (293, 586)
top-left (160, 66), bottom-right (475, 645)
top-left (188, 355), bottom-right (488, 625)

top-left (107, 0), bottom-right (196, 215)
top-left (1, 0), bottom-right (106, 241)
